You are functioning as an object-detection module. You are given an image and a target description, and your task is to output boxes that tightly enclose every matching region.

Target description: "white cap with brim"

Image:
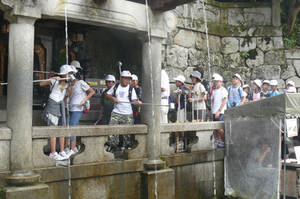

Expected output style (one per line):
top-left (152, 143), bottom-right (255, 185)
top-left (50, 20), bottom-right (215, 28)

top-left (213, 74), bottom-right (223, 81)
top-left (263, 80), bottom-right (271, 85)
top-left (70, 60), bottom-right (83, 70)
top-left (287, 80), bottom-right (295, 87)
top-left (59, 64), bottom-right (73, 75)
top-left (105, 74), bottom-right (116, 82)
top-left (270, 80), bottom-right (278, 86)
top-left (121, 70), bottom-right (132, 78)
top-left (253, 79), bottom-right (262, 88)
top-left (243, 84), bottom-right (250, 89)
top-left (131, 74), bottom-right (138, 81)
top-left (232, 73), bottom-right (242, 81)
top-left (174, 75), bottom-right (186, 83)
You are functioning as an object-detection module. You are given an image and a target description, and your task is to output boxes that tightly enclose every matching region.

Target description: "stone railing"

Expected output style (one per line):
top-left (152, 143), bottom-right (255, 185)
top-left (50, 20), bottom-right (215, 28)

top-left (0, 121), bottom-right (224, 171)
top-left (160, 121), bottom-right (224, 155)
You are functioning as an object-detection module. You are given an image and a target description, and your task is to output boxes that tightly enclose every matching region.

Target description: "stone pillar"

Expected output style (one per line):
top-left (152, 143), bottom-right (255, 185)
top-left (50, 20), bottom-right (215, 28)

top-left (3, 4), bottom-right (49, 199)
top-left (272, 0), bottom-right (281, 26)
top-left (141, 36), bottom-right (175, 199)
top-left (141, 36), bottom-right (164, 169)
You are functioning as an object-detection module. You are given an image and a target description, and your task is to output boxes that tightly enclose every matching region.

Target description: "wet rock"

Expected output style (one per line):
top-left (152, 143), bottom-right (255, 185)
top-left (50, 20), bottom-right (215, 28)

top-left (166, 45), bottom-right (188, 68)
top-left (228, 7), bottom-right (271, 26)
top-left (264, 50), bottom-right (285, 65)
top-left (273, 37), bottom-right (284, 49)
top-left (222, 37), bottom-right (239, 54)
top-left (165, 66), bottom-right (183, 81)
top-left (174, 30), bottom-right (196, 48)
top-left (196, 33), bottom-right (221, 52)
top-left (294, 60), bottom-right (300, 76)
top-left (252, 65), bottom-right (281, 80)
top-left (285, 50), bottom-right (300, 59)
top-left (240, 38), bottom-right (256, 52)
top-left (246, 49), bottom-right (264, 67)
top-left (188, 48), bottom-right (205, 67)
top-left (281, 65), bottom-right (296, 80)
top-left (257, 37), bottom-right (274, 52)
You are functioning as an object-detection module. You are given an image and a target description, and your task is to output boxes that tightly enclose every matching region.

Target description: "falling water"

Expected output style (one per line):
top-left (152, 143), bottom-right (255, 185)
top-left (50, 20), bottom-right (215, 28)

top-left (64, 1), bottom-right (72, 199)
top-left (144, 1), bottom-right (158, 199)
top-left (199, 0), bottom-right (216, 197)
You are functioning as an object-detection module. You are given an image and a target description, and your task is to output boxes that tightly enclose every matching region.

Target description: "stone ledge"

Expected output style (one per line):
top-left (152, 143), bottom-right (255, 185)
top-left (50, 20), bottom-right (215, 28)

top-left (3, 184), bottom-right (49, 199)
top-left (32, 125), bottom-right (148, 138)
top-left (34, 159), bottom-right (145, 183)
top-left (0, 127), bottom-right (11, 140)
top-left (207, 0), bottom-right (271, 8)
top-left (163, 149), bottom-right (225, 167)
top-left (161, 121), bottom-right (224, 133)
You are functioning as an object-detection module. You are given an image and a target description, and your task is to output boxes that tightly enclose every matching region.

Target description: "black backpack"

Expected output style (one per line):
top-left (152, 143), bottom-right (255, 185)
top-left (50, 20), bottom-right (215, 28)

top-left (112, 83), bottom-right (134, 101)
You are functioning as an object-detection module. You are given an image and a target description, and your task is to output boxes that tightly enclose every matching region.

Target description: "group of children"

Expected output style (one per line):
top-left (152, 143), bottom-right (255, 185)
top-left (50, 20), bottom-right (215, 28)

top-left (172, 71), bottom-right (298, 149)
top-left (43, 62), bottom-right (298, 159)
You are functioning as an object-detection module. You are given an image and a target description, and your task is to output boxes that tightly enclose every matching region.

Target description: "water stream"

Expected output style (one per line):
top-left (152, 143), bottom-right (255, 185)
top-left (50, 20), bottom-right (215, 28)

top-left (144, 1), bottom-right (158, 198)
top-left (199, 0), bottom-right (216, 197)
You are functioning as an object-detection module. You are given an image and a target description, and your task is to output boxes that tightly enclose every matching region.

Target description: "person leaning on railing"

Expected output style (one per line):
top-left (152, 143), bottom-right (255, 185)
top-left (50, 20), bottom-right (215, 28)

top-left (40, 64), bottom-right (74, 161)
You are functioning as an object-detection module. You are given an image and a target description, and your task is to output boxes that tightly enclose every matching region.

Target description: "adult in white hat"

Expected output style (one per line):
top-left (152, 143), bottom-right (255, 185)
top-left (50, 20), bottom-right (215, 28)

top-left (211, 74), bottom-right (227, 147)
top-left (106, 70), bottom-right (141, 152)
top-left (39, 64), bottom-right (74, 161)
top-left (269, 80), bottom-right (280, 97)
top-left (285, 80), bottom-right (297, 93)
top-left (261, 80), bottom-right (271, 98)
top-left (252, 79), bottom-right (263, 102)
top-left (227, 73), bottom-right (246, 109)
top-left (97, 75), bottom-right (116, 125)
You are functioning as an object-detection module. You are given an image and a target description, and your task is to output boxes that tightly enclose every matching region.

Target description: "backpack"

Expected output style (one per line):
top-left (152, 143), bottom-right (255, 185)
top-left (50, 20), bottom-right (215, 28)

top-left (228, 86), bottom-right (243, 99)
top-left (112, 83), bottom-right (134, 102)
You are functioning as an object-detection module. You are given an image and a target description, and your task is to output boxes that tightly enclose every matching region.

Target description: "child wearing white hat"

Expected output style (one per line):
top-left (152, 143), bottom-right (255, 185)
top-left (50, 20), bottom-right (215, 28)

top-left (269, 80), bottom-right (280, 97)
top-left (251, 79), bottom-right (263, 102)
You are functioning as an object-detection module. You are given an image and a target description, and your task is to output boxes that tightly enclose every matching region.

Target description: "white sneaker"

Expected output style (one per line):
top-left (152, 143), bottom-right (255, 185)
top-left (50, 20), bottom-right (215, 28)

top-left (66, 149), bottom-right (77, 157)
top-left (64, 148), bottom-right (70, 154)
top-left (49, 152), bottom-right (66, 161)
top-left (73, 146), bottom-right (79, 153)
top-left (59, 151), bottom-right (69, 159)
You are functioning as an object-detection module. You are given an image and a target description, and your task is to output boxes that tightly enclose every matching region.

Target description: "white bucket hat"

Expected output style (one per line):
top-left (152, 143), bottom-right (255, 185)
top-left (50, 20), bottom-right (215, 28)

top-left (70, 65), bottom-right (78, 74)
top-left (70, 60), bottom-right (83, 70)
top-left (287, 80), bottom-right (295, 87)
top-left (105, 74), bottom-right (116, 82)
top-left (59, 64), bottom-right (73, 75)
top-left (213, 74), bottom-right (223, 81)
top-left (243, 84), bottom-right (250, 89)
top-left (232, 73), bottom-right (242, 81)
top-left (263, 80), bottom-right (271, 85)
top-left (270, 80), bottom-right (278, 86)
top-left (131, 74), bottom-right (138, 81)
top-left (286, 86), bottom-right (297, 93)
top-left (253, 79), bottom-right (262, 88)
top-left (174, 75), bottom-right (186, 83)
top-left (121, 70), bottom-right (132, 78)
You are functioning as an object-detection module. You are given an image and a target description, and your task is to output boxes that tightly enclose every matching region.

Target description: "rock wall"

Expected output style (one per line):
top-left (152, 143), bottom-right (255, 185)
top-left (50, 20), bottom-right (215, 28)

top-left (163, 0), bottom-right (291, 90)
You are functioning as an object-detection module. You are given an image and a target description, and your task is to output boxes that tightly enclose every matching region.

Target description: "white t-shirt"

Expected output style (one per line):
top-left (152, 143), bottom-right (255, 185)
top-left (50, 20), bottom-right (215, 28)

top-left (70, 80), bottom-right (91, 112)
top-left (192, 82), bottom-right (207, 110)
top-left (161, 70), bottom-right (170, 98)
top-left (107, 84), bottom-right (137, 115)
top-left (211, 86), bottom-right (228, 114)
top-left (49, 79), bottom-right (68, 102)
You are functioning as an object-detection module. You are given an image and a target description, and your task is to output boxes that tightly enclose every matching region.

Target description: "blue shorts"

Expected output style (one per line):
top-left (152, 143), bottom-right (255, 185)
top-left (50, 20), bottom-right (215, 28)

top-left (69, 111), bottom-right (83, 141)
top-left (213, 114), bottom-right (224, 121)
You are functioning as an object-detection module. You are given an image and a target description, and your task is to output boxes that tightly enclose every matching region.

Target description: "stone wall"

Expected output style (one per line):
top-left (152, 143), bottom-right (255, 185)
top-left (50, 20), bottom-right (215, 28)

top-left (284, 49), bottom-right (300, 89)
top-left (163, 0), bottom-right (290, 89)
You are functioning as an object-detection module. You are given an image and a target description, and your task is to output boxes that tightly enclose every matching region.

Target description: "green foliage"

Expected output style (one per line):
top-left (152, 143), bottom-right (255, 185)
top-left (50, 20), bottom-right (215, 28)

top-left (240, 52), bottom-right (249, 59)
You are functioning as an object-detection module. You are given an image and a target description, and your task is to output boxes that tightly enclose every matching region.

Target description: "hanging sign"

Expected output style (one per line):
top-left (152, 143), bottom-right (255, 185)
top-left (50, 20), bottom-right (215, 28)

top-left (286, 118), bottom-right (298, 138)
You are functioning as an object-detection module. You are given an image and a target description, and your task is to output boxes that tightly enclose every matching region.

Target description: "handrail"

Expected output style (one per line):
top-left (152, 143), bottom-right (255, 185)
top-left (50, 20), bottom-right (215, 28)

top-left (160, 121), bottom-right (224, 133)
top-left (32, 125), bottom-right (148, 139)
